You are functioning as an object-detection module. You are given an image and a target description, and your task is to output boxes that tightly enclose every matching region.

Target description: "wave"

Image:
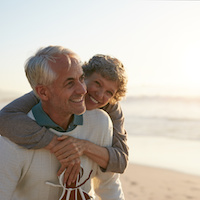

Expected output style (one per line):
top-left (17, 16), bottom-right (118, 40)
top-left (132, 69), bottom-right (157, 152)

top-left (121, 93), bottom-right (200, 141)
top-left (130, 115), bottom-right (200, 123)
top-left (123, 95), bottom-right (200, 104)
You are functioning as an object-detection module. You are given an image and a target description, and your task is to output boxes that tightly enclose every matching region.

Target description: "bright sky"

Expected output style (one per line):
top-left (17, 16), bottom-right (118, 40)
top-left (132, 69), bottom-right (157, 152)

top-left (1, 0), bottom-right (200, 97)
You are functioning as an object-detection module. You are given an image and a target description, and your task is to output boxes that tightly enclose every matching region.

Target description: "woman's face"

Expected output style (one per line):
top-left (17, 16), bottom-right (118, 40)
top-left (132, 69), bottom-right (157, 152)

top-left (84, 72), bottom-right (118, 110)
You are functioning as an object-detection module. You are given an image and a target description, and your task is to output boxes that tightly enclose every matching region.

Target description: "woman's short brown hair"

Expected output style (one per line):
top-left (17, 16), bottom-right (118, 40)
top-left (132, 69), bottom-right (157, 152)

top-left (82, 54), bottom-right (128, 104)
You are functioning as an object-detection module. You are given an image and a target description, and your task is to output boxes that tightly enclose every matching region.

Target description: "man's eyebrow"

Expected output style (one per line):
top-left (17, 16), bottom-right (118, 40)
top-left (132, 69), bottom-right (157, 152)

top-left (63, 77), bottom-right (74, 84)
top-left (63, 73), bottom-right (85, 84)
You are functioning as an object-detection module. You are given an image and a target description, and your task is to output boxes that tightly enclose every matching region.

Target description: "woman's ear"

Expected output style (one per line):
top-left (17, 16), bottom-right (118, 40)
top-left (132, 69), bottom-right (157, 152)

top-left (35, 85), bottom-right (49, 101)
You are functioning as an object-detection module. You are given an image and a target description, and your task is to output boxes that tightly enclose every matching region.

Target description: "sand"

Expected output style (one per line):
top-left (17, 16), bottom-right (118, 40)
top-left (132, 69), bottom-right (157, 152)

top-left (120, 163), bottom-right (200, 200)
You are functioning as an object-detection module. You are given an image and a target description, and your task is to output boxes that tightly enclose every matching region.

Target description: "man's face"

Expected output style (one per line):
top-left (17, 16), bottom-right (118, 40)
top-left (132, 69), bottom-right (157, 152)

top-left (46, 56), bottom-right (87, 119)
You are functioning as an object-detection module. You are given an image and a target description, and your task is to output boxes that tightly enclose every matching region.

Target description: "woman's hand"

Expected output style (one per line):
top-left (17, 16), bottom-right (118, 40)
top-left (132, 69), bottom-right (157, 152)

top-left (52, 135), bottom-right (86, 162)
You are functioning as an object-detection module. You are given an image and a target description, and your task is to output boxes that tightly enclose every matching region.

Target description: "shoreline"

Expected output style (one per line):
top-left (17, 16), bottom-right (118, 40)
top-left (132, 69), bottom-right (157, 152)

top-left (127, 135), bottom-right (200, 177)
top-left (120, 163), bottom-right (200, 200)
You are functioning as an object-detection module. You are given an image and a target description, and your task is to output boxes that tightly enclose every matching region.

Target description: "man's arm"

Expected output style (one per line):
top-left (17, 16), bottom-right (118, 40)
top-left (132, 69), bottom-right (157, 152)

top-left (0, 91), bottom-right (54, 149)
top-left (0, 137), bottom-right (24, 199)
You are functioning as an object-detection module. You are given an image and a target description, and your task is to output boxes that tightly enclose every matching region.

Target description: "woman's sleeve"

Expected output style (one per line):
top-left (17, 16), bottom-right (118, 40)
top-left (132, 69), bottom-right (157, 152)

top-left (0, 91), bottom-right (54, 149)
top-left (102, 102), bottom-right (129, 173)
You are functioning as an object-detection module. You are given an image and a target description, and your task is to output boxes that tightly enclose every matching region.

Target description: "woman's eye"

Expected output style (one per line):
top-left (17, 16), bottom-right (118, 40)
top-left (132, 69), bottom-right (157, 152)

top-left (95, 81), bottom-right (100, 86)
top-left (107, 91), bottom-right (113, 96)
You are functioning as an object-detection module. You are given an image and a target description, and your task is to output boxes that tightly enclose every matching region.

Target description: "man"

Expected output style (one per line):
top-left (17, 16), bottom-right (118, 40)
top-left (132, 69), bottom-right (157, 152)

top-left (0, 46), bottom-right (124, 200)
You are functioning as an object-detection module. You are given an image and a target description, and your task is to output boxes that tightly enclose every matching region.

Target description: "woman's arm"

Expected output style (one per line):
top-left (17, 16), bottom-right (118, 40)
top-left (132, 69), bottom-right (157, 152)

top-left (51, 102), bottom-right (129, 174)
top-left (0, 91), bottom-right (128, 173)
top-left (0, 91), bottom-right (54, 149)
top-left (102, 102), bottom-right (129, 173)
top-left (52, 136), bottom-right (110, 169)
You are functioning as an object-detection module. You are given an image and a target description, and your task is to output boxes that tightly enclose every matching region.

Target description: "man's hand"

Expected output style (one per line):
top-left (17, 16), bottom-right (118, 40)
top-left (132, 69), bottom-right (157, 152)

top-left (57, 158), bottom-right (81, 185)
top-left (47, 135), bottom-right (86, 185)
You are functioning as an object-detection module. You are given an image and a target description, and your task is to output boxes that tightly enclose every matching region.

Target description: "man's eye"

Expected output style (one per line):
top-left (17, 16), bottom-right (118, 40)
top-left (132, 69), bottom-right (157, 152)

top-left (80, 75), bottom-right (85, 83)
top-left (66, 82), bottom-right (73, 87)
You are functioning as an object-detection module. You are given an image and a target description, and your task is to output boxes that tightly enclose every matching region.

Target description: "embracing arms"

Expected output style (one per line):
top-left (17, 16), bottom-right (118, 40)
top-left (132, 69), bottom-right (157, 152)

top-left (0, 91), bottom-right (54, 148)
top-left (0, 92), bottom-right (129, 174)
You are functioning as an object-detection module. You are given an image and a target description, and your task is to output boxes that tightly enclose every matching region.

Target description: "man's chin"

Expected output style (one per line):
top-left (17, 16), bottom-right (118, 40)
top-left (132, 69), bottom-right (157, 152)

top-left (75, 107), bottom-right (86, 115)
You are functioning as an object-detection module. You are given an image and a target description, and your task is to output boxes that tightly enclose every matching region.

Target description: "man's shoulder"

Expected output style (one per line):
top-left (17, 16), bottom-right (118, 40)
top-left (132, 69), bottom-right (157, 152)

top-left (81, 110), bottom-right (113, 145)
top-left (84, 109), bottom-right (111, 121)
top-left (83, 109), bottom-right (113, 129)
top-left (0, 136), bottom-right (25, 151)
top-left (0, 135), bottom-right (40, 161)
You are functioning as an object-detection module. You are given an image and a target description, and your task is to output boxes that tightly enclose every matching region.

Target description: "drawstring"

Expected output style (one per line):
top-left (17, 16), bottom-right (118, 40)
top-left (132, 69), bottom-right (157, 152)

top-left (46, 169), bottom-right (93, 200)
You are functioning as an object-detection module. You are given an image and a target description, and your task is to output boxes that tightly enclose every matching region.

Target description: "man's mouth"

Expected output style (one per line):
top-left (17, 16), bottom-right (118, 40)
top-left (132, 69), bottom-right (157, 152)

top-left (71, 97), bottom-right (84, 103)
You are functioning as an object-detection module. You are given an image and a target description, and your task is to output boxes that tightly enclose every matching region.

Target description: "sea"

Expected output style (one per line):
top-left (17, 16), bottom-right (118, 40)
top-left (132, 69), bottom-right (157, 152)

top-left (0, 86), bottom-right (200, 176)
top-left (121, 94), bottom-right (200, 141)
top-left (121, 86), bottom-right (200, 176)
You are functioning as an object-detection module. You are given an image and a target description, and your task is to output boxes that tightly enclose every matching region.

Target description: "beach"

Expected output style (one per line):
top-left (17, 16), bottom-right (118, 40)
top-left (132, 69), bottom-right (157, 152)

top-left (120, 163), bottom-right (200, 200)
top-left (119, 95), bottom-right (200, 200)
top-left (119, 135), bottom-right (200, 200)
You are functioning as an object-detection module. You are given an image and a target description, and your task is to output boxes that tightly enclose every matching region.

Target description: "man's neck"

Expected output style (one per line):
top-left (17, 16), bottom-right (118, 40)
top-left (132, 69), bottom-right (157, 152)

top-left (42, 104), bottom-right (72, 131)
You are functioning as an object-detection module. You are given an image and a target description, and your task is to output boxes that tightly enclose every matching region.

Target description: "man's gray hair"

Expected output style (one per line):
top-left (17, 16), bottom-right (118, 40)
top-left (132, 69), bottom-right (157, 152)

top-left (25, 46), bottom-right (81, 95)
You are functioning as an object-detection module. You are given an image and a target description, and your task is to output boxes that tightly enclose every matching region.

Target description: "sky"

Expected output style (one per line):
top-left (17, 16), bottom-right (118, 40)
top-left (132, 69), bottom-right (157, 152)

top-left (1, 0), bottom-right (200, 97)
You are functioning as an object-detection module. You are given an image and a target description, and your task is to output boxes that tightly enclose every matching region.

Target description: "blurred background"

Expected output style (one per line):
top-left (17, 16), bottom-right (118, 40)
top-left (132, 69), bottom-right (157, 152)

top-left (0, 0), bottom-right (200, 176)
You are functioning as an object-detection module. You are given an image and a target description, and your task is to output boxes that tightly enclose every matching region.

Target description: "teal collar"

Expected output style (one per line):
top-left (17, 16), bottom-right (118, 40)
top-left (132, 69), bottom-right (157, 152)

top-left (32, 101), bottom-right (83, 132)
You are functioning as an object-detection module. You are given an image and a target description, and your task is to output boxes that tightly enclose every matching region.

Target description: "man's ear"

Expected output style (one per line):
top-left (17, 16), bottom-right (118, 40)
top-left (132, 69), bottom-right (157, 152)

top-left (35, 85), bottom-right (49, 101)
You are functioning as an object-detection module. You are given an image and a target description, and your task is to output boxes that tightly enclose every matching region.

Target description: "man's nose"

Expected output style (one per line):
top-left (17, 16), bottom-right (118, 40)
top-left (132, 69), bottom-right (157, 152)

top-left (76, 81), bottom-right (87, 95)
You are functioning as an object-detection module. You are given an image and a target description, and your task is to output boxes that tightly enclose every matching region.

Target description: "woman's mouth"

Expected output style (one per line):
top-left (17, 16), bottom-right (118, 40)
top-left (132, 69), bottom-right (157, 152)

top-left (89, 95), bottom-right (99, 104)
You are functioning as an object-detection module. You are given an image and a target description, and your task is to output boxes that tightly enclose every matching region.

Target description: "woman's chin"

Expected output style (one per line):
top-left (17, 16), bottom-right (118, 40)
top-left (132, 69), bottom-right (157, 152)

top-left (86, 103), bottom-right (98, 110)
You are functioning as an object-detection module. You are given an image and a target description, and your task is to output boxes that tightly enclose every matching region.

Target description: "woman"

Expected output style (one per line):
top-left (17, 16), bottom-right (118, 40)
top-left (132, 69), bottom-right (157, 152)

top-left (0, 54), bottom-right (128, 183)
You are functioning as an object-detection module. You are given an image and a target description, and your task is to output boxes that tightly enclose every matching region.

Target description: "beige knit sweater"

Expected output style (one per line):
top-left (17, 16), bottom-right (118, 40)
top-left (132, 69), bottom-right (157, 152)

top-left (0, 109), bottom-right (124, 200)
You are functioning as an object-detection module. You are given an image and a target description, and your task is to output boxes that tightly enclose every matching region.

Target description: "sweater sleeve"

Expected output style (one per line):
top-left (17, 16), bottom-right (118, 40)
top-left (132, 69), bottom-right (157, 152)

top-left (0, 137), bottom-right (20, 199)
top-left (0, 136), bottom-right (36, 199)
top-left (102, 102), bottom-right (129, 173)
top-left (0, 91), bottom-right (54, 149)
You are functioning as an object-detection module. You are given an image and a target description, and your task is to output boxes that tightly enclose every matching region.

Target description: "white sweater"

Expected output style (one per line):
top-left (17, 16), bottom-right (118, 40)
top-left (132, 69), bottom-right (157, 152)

top-left (0, 109), bottom-right (124, 200)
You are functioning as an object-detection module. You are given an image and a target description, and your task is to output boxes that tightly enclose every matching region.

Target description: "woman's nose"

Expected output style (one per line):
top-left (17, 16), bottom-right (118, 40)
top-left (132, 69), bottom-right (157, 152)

top-left (96, 88), bottom-right (104, 99)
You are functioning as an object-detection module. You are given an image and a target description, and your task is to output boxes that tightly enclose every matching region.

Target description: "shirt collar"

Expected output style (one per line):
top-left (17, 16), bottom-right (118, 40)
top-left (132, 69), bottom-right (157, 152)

top-left (32, 101), bottom-right (83, 132)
